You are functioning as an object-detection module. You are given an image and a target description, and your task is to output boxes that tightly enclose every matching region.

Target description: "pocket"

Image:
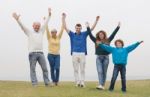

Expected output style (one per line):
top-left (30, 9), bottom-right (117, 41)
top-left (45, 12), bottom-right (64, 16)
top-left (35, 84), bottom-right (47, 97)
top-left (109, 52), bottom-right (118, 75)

top-left (29, 53), bottom-right (33, 58)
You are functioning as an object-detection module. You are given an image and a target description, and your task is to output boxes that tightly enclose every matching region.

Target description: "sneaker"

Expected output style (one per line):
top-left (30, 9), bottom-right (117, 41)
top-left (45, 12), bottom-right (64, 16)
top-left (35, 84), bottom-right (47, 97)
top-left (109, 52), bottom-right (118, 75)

top-left (122, 90), bottom-right (126, 93)
top-left (96, 85), bottom-right (104, 90)
top-left (45, 84), bottom-right (49, 87)
top-left (109, 88), bottom-right (114, 92)
top-left (80, 84), bottom-right (85, 88)
top-left (32, 84), bottom-right (38, 87)
top-left (55, 82), bottom-right (58, 86)
top-left (75, 84), bottom-right (80, 87)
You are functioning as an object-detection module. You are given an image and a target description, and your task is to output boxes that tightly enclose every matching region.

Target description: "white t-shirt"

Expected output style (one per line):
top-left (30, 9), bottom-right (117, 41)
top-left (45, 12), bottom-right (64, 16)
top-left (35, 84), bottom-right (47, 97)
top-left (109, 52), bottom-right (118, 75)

top-left (17, 16), bottom-right (50, 53)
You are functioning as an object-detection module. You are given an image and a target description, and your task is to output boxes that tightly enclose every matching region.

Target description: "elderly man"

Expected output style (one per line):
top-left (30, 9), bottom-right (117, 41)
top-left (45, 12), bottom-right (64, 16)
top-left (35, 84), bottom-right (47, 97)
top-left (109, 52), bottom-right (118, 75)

top-left (12, 8), bottom-right (51, 87)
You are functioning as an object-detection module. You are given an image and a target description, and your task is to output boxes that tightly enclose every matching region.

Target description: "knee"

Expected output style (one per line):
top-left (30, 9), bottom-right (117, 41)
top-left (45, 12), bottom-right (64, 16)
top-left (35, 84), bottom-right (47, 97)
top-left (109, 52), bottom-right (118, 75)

top-left (121, 76), bottom-right (126, 80)
top-left (74, 69), bottom-right (78, 73)
top-left (97, 69), bottom-right (103, 74)
top-left (43, 68), bottom-right (48, 72)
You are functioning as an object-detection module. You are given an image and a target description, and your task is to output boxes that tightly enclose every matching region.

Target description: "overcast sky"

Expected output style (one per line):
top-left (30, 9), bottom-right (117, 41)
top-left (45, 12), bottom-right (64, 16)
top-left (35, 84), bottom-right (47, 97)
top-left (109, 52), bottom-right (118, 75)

top-left (0, 0), bottom-right (150, 81)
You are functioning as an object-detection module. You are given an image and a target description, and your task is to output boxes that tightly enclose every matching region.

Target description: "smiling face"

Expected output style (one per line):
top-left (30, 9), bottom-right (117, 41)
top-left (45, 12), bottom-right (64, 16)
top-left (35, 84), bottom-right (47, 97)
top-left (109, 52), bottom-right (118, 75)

top-left (75, 24), bottom-right (82, 34)
top-left (51, 29), bottom-right (57, 37)
top-left (96, 30), bottom-right (107, 41)
top-left (115, 41), bottom-right (123, 48)
top-left (115, 39), bottom-right (124, 48)
top-left (32, 22), bottom-right (41, 32)
top-left (99, 32), bottom-right (105, 40)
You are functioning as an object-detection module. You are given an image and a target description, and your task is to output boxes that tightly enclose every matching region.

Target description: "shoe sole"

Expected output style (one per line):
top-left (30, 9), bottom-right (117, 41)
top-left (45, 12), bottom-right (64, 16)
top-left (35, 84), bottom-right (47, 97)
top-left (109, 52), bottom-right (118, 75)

top-left (96, 87), bottom-right (104, 90)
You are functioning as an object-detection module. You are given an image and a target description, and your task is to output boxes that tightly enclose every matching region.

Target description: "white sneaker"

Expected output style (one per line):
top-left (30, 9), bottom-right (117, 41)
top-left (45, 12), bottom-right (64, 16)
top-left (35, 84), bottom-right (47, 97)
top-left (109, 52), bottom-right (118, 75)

top-left (96, 85), bottom-right (105, 90)
top-left (75, 83), bottom-right (80, 87)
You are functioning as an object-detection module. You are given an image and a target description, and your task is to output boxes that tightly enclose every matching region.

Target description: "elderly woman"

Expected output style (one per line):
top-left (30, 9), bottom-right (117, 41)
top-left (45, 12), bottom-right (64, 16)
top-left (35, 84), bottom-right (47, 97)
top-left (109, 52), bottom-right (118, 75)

top-left (46, 13), bottom-right (65, 86)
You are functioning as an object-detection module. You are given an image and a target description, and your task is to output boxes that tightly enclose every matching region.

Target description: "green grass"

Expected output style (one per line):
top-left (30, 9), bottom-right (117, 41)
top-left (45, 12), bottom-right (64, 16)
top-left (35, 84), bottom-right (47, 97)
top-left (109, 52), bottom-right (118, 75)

top-left (0, 80), bottom-right (150, 97)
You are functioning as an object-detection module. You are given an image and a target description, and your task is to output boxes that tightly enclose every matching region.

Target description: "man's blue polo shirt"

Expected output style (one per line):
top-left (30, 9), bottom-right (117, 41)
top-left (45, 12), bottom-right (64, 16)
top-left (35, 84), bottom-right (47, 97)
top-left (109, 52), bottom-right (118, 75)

top-left (68, 31), bottom-right (89, 55)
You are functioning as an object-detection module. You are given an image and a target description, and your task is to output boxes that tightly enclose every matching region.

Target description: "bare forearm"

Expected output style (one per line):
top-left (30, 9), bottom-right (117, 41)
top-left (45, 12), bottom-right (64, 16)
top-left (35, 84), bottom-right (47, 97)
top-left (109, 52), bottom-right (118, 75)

top-left (17, 19), bottom-right (29, 35)
top-left (46, 25), bottom-right (50, 39)
top-left (62, 18), bottom-right (70, 33)
top-left (91, 16), bottom-right (100, 31)
top-left (91, 21), bottom-right (98, 31)
top-left (41, 15), bottom-right (50, 31)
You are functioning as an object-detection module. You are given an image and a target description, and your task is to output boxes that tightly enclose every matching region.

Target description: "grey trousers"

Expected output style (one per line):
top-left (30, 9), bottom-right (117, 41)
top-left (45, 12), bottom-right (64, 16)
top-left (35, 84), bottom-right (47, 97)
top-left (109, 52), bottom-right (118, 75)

top-left (29, 52), bottom-right (49, 85)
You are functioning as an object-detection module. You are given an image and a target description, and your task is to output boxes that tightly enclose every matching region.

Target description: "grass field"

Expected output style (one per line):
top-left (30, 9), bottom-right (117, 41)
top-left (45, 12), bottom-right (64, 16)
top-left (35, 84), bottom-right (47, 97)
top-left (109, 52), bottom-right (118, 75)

top-left (0, 80), bottom-right (150, 97)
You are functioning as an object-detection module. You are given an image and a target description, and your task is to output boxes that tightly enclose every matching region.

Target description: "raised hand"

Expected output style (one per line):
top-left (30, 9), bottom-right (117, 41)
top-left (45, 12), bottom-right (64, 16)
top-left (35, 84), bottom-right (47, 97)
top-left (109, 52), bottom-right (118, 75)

top-left (96, 16), bottom-right (100, 21)
top-left (62, 13), bottom-right (66, 19)
top-left (118, 22), bottom-right (121, 27)
top-left (91, 16), bottom-right (100, 31)
top-left (48, 8), bottom-right (51, 16)
top-left (85, 22), bottom-right (89, 27)
top-left (62, 13), bottom-right (66, 20)
top-left (139, 41), bottom-right (144, 44)
top-left (12, 13), bottom-right (20, 21)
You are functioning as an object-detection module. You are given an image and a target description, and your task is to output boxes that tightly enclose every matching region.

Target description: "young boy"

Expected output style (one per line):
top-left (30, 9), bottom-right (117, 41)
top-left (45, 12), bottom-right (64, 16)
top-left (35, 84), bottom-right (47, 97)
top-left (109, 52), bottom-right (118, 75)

top-left (97, 39), bottom-right (143, 92)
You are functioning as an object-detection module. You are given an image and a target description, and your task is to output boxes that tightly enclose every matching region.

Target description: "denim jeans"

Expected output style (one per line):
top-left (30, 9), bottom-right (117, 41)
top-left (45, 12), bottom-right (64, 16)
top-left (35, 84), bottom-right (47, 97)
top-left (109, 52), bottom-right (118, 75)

top-left (96, 55), bottom-right (109, 86)
top-left (29, 52), bottom-right (49, 85)
top-left (48, 54), bottom-right (60, 83)
top-left (109, 65), bottom-right (126, 91)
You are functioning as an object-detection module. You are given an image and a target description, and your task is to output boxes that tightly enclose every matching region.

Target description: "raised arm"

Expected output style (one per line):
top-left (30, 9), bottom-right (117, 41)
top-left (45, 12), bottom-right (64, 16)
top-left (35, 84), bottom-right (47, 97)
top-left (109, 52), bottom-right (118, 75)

top-left (99, 43), bottom-right (114, 53)
top-left (90, 16), bottom-right (100, 31)
top-left (86, 22), bottom-right (96, 43)
top-left (108, 22), bottom-right (120, 42)
top-left (58, 13), bottom-right (65, 38)
top-left (96, 41), bottom-right (114, 53)
top-left (46, 25), bottom-right (51, 40)
top-left (125, 41), bottom-right (143, 53)
top-left (62, 13), bottom-right (70, 33)
top-left (40, 8), bottom-right (51, 32)
top-left (12, 12), bottom-right (30, 36)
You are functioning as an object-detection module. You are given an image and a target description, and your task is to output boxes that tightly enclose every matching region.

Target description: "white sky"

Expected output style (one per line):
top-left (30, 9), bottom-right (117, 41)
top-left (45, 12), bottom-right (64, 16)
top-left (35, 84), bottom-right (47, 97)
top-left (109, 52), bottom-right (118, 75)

top-left (0, 0), bottom-right (150, 81)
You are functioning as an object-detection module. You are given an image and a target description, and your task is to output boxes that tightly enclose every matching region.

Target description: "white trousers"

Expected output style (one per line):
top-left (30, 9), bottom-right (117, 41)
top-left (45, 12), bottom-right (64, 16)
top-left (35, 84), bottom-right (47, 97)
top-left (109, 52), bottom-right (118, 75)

top-left (72, 52), bottom-right (86, 85)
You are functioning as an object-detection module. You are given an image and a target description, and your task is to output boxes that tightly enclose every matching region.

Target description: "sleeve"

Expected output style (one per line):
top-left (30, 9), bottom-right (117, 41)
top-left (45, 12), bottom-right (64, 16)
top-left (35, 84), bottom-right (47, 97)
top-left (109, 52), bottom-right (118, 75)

top-left (108, 26), bottom-right (120, 42)
top-left (40, 15), bottom-right (50, 33)
top-left (99, 44), bottom-right (114, 53)
top-left (68, 30), bottom-right (73, 37)
top-left (87, 27), bottom-right (96, 43)
top-left (17, 19), bottom-right (30, 36)
top-left (58, 26), bottom-right (64, 39)
top-left (46, 26), bottom-right (51, 40)
top-left (125, 42), bottom-right (140, 53)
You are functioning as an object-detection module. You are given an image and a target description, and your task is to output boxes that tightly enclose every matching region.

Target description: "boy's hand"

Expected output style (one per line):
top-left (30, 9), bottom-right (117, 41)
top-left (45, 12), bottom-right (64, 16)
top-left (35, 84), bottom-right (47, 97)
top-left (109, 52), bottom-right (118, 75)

top-left (96, 40), bottom-right (101, 45)
top-left (118, 22), bottom-right (121, 27)
top-left (139, 41), bottom-right (144, 44)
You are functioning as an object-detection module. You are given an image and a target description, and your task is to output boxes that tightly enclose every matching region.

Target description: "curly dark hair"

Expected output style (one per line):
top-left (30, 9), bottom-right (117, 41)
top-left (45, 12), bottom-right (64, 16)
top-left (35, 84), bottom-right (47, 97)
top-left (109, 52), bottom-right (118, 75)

top-left (96, 30), bottom-right (109, 43)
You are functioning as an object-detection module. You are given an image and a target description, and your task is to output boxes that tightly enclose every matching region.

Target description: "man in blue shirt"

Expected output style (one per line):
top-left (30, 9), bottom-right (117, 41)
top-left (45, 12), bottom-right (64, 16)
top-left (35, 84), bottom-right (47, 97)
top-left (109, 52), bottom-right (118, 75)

top-left (62, 13), bottom-right (99, 87)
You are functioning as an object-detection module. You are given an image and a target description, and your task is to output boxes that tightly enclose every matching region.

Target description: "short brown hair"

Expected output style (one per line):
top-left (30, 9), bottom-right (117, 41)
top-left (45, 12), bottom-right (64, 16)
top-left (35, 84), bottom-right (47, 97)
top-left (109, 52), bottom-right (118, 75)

top-left (115, 39), bottom-right (124, 47)
top-left (75, 23), bottom-right (82, 27)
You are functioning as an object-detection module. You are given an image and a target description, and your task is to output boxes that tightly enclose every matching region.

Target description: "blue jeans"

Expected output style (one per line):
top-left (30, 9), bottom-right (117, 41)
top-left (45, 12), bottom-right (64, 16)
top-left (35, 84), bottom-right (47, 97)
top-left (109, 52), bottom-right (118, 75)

top-left (48, 54), bottom-right (60, 83)
top-left (96, 55), bottom-right (109, 86)
top-left (109, 65), bottom-right (126, 92)
top-left (29, 52), bottom-right (49, 85)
